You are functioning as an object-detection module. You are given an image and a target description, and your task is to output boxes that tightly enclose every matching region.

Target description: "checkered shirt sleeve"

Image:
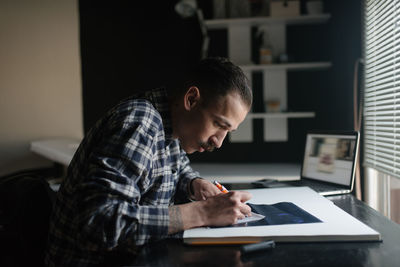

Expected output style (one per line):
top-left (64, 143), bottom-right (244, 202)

top-left (45, 89), bottom-right (199, 266)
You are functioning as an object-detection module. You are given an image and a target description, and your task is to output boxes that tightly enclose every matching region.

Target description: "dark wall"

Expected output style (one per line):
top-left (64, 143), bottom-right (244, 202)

top-left (79, 0), bottom-right (362, 164)
top-left (79, 0), bottom-right (203, 131)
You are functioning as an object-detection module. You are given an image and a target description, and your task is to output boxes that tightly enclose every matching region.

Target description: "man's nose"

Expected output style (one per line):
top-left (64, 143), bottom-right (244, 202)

top-left (211, 131), bottom-right (228, 148)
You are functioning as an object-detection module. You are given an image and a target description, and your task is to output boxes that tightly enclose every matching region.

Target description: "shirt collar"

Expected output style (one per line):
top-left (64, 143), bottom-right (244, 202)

top-left (147, 87), bottom-right (174, 143)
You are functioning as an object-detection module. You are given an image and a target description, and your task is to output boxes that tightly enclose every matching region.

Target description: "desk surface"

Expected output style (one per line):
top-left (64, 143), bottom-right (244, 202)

top-left (124, 194), bottom-right (400, 267)
top-left (31, 140), bottom-right (400, 266)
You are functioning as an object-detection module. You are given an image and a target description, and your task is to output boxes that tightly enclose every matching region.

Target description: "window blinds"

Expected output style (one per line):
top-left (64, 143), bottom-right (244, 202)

top-left (364, 0), bottom-right (400, 178)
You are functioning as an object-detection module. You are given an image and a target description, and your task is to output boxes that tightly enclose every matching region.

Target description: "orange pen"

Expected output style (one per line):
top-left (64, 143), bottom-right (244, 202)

top-left (213, 180), bottom-right (229, 194)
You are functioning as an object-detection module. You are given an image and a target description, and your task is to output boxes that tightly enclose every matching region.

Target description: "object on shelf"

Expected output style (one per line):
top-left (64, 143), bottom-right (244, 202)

top-left (258, 29), bottom-right (274, 64)
top-left (250, 0), bottom-right (271, 17)
top-left (265, 99), bottom-right (281, 112)
top-left (227, 0), bottom-right (251, 18)
top-left (278, 53), bottom-right (289, 63)
top-left (306, 0), bottom-right (324, 15)
top-left (270, 0), bottom-right (300, 17)
top-left (212, 0), bottom-right (226, 19)
top-left (260, 47), bottom-right (273, 64)
top-left (213, 0), bottom-right (271, 19)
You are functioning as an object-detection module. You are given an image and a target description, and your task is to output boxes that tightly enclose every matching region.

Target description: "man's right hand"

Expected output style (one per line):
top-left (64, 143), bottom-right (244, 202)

top-left (168, 190), bottom-right (252, 234)
top-left (199, 191), bottom-right (252, 226)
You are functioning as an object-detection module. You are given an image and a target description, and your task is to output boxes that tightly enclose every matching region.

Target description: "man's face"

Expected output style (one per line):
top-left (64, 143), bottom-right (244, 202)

top-left (178, 89), bottom-right (249, 154)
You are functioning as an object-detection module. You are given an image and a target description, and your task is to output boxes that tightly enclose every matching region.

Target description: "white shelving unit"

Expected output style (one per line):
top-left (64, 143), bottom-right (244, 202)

top-left (205, 14), bottom-right (332, 142)
top-left (247, 112), bottom-right (315, 119)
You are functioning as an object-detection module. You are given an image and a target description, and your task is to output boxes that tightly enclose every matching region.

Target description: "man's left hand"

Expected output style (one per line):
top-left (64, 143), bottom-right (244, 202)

top-left (190, 178), bottom-right (222, 201)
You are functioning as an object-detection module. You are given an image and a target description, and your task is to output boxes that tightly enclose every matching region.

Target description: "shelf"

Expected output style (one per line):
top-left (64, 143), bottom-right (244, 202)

top-left (247, 112), bottom-right (315, 119)
top-left (213, 13), bottom-right (331, 142)
top-left (240, 62), bottom-right (332, 71)
top-left (205, 14), bottom-right (331, 29)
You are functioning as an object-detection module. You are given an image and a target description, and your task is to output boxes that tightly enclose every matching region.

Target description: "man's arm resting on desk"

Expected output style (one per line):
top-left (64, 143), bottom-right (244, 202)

top-left (168, 190), bottom-right (252, 234)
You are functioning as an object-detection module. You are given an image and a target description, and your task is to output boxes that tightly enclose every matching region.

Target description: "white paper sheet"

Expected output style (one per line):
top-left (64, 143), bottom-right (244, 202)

top-left (184, 187), bottom-right (381, 243)
top-left (236, 212), bottom-right (265, 224)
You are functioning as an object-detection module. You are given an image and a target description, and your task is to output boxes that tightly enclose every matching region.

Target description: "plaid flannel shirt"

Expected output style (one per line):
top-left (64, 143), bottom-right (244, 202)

top-left (45, 88), bottom-right (199, 266)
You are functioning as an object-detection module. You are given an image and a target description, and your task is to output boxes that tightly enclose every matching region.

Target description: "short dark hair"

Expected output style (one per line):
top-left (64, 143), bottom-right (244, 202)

top-left (176, 57), bottom-right (252, 108)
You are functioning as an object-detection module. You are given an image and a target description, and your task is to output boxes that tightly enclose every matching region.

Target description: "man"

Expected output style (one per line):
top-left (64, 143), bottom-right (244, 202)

top-left (45, 57), bottom-right (253, 266)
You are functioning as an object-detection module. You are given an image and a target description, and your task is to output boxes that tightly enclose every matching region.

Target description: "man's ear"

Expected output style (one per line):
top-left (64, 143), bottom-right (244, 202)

top-left (183, 86), bottom-right (201, 111)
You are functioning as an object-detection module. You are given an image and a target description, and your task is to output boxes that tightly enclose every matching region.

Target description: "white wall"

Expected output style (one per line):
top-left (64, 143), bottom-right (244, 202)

top-left (364, 167), bottom-right (390, 217)
top-left (0, 0), bottom-right (83, 175)
top-left (365, 167), bottom-right (400, 224)
top-left (390, 177), bottom-right (400, 224)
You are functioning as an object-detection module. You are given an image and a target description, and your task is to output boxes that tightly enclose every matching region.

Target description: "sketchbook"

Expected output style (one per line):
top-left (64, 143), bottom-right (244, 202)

top-left (183, 187), bottom-right (381, 245)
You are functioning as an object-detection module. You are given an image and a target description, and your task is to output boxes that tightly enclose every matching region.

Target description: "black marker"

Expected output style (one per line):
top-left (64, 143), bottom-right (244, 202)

top-left (240, 240), bottom-right (275, 254)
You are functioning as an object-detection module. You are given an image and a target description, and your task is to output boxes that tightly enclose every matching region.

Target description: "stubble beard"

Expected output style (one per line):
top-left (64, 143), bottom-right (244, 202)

top-left (199, 141), bottom-right (216, 152)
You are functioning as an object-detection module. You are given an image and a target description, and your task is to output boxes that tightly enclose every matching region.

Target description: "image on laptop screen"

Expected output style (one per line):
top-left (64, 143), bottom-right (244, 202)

top-left (301, 132), bottom-right (358, 186)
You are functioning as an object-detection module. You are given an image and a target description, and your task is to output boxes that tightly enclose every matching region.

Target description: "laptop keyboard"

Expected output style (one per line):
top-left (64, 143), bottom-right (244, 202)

top-left (287, 180), bottom-right (343, 192)
top-left (299, 180), bottom-right (344, 192)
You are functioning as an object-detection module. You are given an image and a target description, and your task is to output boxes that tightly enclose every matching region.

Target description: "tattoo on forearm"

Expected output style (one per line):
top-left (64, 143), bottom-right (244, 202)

top-left (169, 206), bottom-right (183, 234)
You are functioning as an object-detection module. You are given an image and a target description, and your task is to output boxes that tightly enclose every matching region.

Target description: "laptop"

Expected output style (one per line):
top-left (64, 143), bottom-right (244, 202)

top-left (282, 130), bottom-right (360, 196)
top-left (250, 130), bottom-right (360, 196)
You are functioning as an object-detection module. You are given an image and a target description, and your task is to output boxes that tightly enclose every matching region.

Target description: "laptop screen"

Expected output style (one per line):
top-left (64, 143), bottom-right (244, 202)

top-left (301, 131), bottom-right (359, 186)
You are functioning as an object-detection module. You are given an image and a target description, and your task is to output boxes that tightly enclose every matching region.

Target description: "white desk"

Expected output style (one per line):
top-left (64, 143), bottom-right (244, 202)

top-left (31, 138), bottom-right (80, 166)
top-left (31, 138), bottom-right (300, 183)
top-left (191, 163), bottom-right (300, 183)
